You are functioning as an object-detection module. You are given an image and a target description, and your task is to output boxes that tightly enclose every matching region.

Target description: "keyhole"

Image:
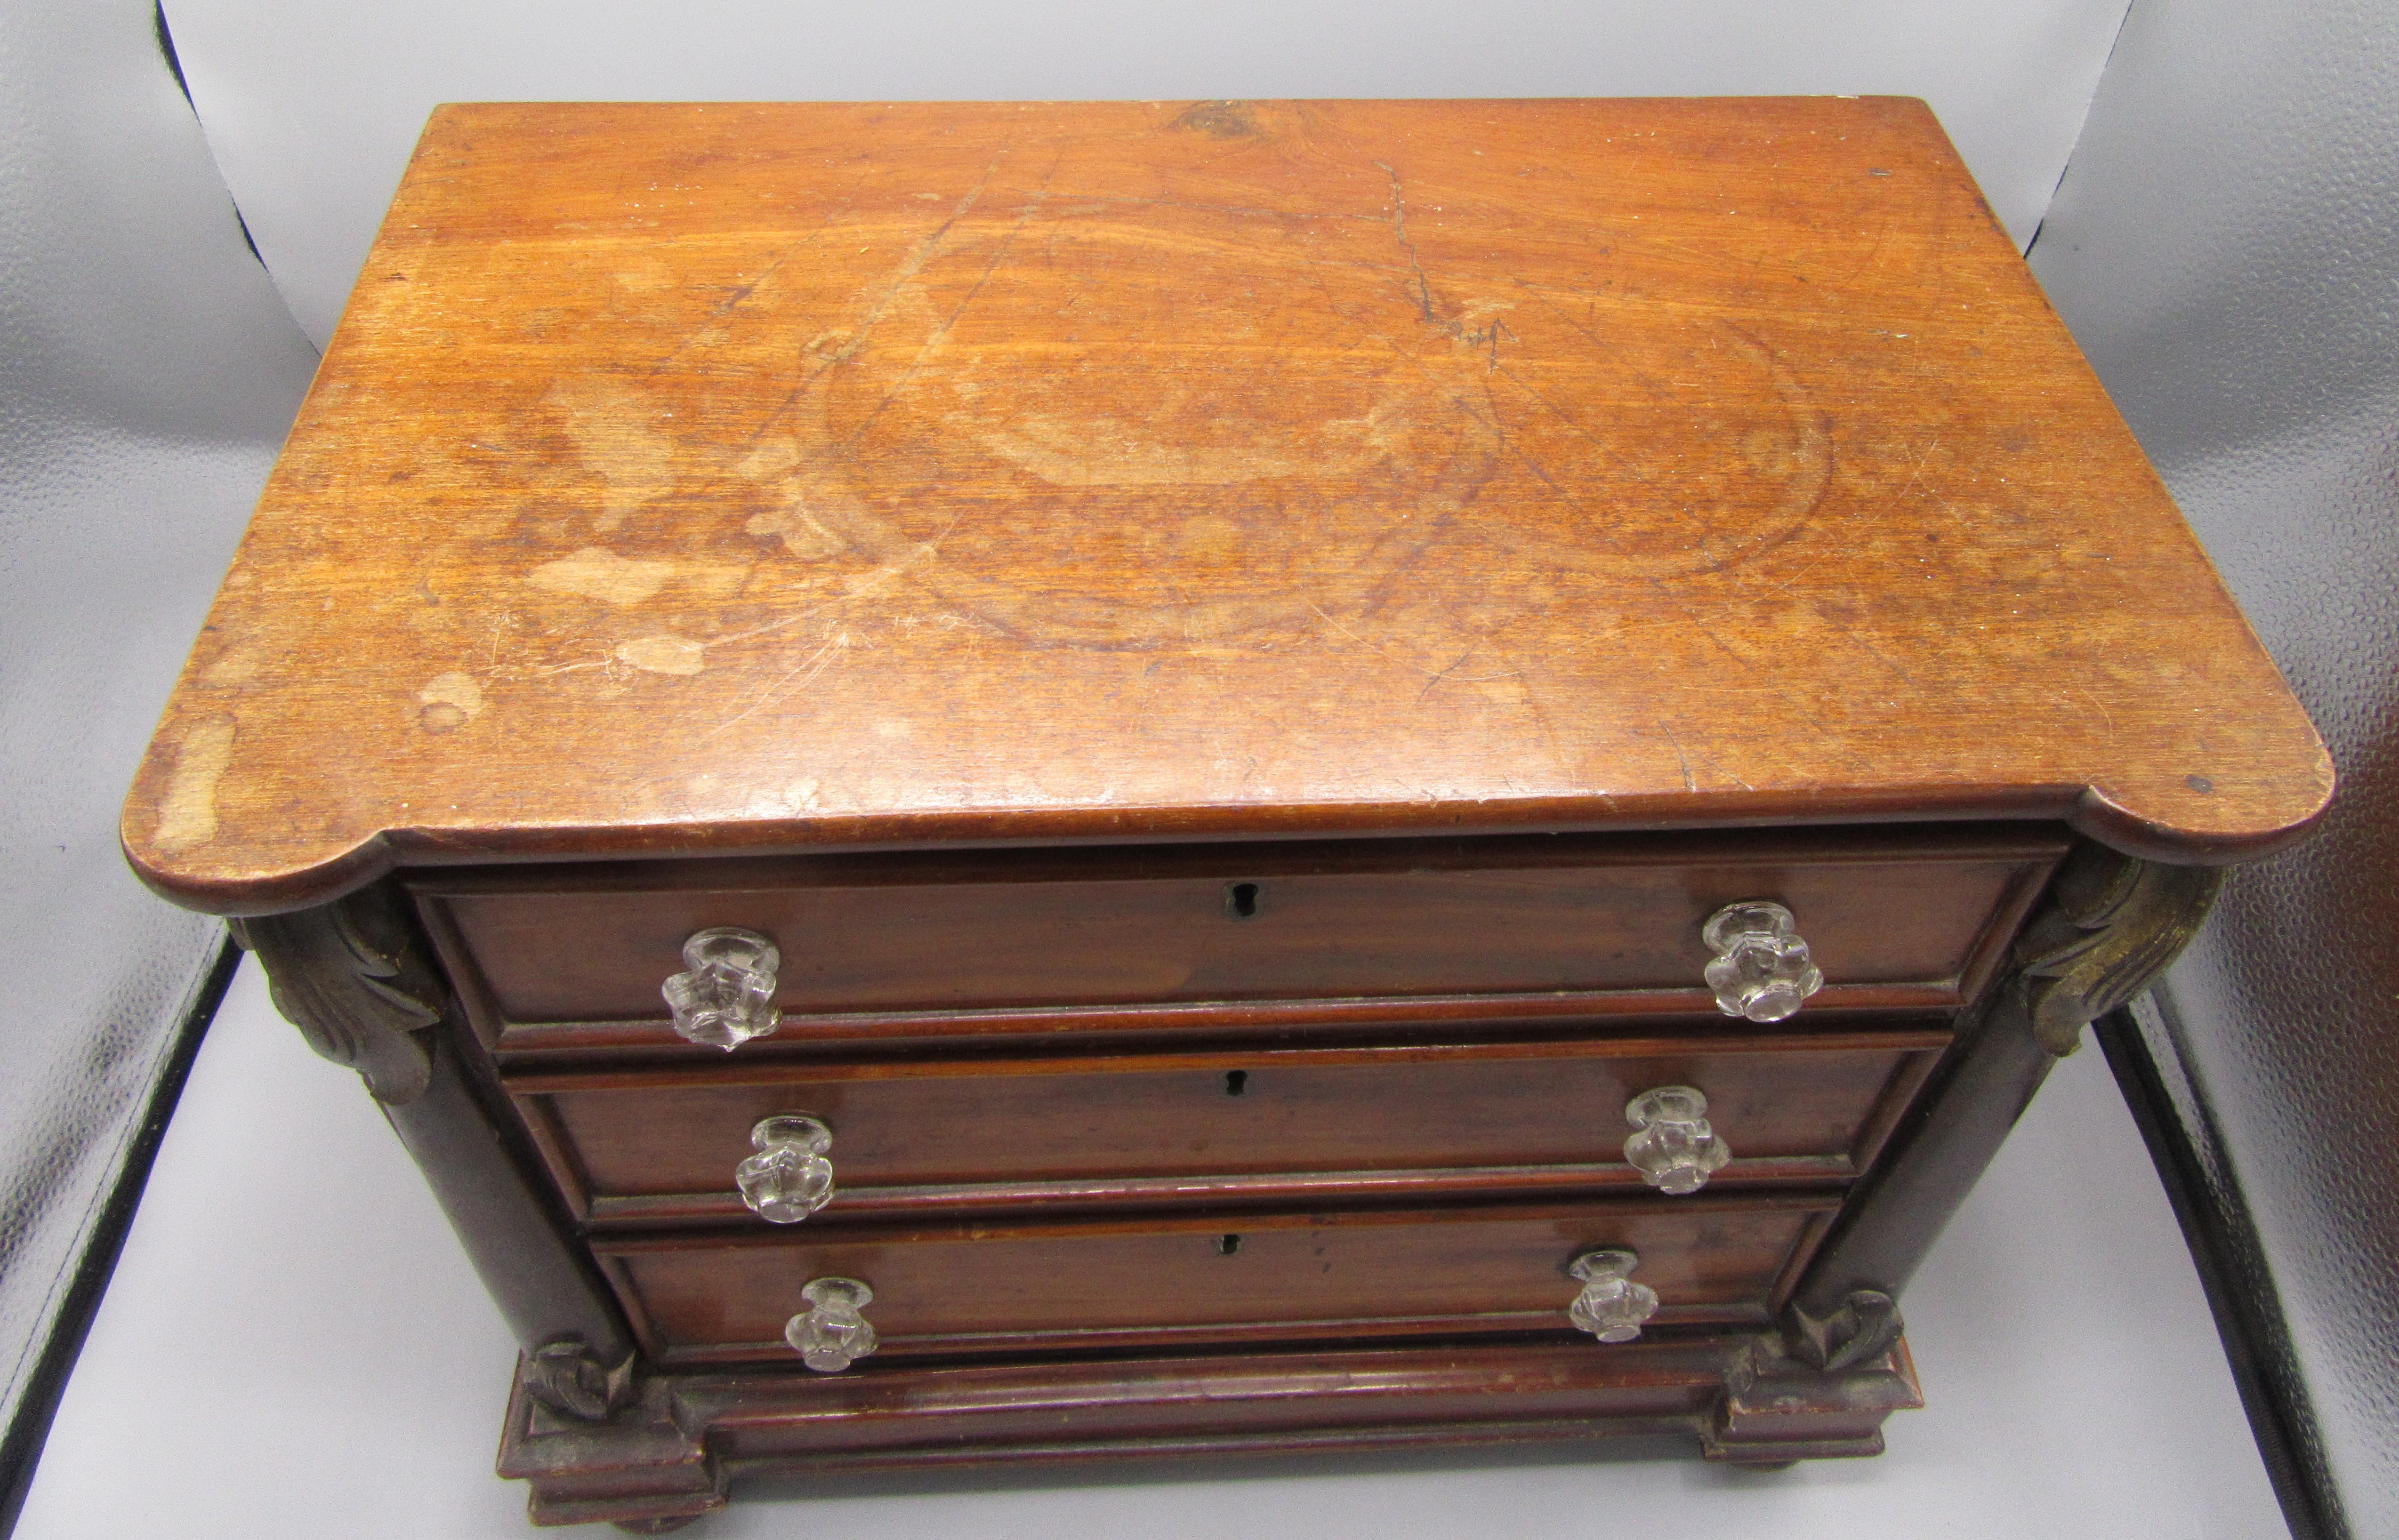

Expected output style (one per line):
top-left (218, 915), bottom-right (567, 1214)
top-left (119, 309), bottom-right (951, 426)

top-left (1216, 1234), bottom-right (1242, 1255)
top-left (1224, 1070), bottom-right (1248, 1096)
top-left (1225, 881), bottom-right (1261, 920)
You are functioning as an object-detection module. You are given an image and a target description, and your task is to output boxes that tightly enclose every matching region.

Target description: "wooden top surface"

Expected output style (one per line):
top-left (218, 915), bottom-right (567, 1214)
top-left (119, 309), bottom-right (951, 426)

top-left (125, 98), bottom-right (2331, 914)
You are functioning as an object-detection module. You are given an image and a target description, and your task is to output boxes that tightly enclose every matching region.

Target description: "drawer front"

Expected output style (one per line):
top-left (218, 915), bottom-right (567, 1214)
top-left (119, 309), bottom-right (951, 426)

top-left (516, 1035), bottom-right (1943, 1222)
top-left (598, 1196), bottom-right (1839, 1366)
top-left (427, 826), bottom-right (2062, 1029)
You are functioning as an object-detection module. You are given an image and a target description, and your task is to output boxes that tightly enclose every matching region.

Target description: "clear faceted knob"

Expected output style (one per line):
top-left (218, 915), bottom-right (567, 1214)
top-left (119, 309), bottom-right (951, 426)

top-left (736, 1115), bottom-right (835, 1223)
top-left (1701, 900), bottom-right (1824, 1022)
top-left (786, 1277), bottom-right (877, 1372)
top-left (1624, 1085), bottom-right (1732, 1195)
top-left (662, 927), bottom-right (782, 1050)
top-left (1567, 1248), bottom-right (1659, 1343)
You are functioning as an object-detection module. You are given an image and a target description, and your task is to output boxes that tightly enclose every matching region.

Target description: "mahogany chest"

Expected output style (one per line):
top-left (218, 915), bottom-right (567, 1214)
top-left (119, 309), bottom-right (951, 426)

top-left (121, 98), bottom-right (2330, 1530)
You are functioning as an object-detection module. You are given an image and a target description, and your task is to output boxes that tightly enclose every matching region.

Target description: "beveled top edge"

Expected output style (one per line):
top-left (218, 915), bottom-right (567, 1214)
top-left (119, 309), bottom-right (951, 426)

top-left (123, 778), bottom-right (2328, 918)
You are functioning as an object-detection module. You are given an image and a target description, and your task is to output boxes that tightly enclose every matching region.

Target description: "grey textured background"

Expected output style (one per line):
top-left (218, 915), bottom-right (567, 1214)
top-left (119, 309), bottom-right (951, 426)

top-left (0, 0), bottom-right (314, 1508)
top-left (2030, 1), bottom-right (2399, 1535)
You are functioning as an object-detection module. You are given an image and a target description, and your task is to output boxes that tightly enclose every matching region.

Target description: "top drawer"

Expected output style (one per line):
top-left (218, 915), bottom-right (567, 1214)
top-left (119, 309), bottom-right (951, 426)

top-left (418, 825), bottom-right (2063, 1043)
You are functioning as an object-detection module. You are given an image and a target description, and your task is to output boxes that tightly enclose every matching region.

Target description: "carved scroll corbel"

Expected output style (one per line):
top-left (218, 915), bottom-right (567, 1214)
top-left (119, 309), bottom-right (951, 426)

top-left (1779, 1289), bottom-right (1903, 1372)
top-left (229, 886), bottom-right (446, 1104)
top-left (1738, 1290), bottom-right (1903, 1381)
top-left (1709, 1290), bottom-right (1921, 1462)
top-left (2015, 844), bottom-right (2224, 1057)
top-left (499, 1372), bottom-right (723, 1528)
top-left (523, 1335), bottom-right (638, 1422)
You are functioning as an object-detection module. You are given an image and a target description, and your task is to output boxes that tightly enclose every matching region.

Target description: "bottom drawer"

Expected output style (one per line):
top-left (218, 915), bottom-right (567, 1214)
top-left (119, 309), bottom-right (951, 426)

top-left (597, 1194), bottom-right (1840, 1368)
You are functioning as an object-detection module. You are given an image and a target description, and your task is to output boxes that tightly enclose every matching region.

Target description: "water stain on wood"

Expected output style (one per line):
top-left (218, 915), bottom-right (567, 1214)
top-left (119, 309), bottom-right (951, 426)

top-left (416, 671), bottom-right (486, 731)
top-left (617, 635), bottom-right (708, 676)
top-left (1173, 100), bottom-right (1262, 139)
top-left (115, 100), bottom-right (2335, 910)
top-left (527, 548), bottom-right (676, 607)
top-left (153, 714), bottom-right (235, 852)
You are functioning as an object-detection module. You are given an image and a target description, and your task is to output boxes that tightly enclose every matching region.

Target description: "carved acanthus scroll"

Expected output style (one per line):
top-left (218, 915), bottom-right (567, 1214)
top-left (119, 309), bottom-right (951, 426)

top-left (230, 886), bottom-right (446, 1104)
top-left (2015, 843), bottom-right (2224, 1057)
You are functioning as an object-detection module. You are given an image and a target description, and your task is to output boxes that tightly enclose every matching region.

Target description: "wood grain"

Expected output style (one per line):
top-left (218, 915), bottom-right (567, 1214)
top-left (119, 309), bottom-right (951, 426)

top-left (495, 1335), bottom-right (1920, 1525)
top-left (596, 1194), bottom-right (1837, 1364)
top-left (122, 98), bottom-right (2330, 915)
top-left (513, 1036), bottom-right (1939, 1219)
top-left (436, 825), bottom-right (2055, 1022)
top-left (576, 1160), bottom-right (1866, 1229)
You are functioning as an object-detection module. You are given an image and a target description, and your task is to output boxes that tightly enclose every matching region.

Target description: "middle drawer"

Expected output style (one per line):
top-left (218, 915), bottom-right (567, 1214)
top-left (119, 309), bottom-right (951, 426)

top-left (510, 1029), bottom-right (1946, 1225)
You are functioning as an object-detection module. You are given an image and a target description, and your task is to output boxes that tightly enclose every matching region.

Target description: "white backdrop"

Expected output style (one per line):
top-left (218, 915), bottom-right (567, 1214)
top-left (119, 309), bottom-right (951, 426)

top-left (160, 0), bottom-right (2133, 346)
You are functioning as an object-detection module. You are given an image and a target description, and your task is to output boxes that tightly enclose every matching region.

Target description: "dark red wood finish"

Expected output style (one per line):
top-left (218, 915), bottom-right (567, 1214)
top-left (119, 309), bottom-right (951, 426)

top-left (595, 1194), bottom-right (1841, 1366)
top-left (497, 1336), bottom-right (1925, 1526)
top-left (430, 826), bottom-right (2060, 1025)
top-left (511, 1033), bottom-right (1945, 1223)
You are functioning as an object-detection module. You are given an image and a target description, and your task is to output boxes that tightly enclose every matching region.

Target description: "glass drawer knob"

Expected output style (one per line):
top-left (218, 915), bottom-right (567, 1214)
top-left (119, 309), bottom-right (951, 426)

top-left (1568, 1248), bottom-right (1659, 1343)
top-left (786, 1277), bottom-right (878, 1372)
top-left (1701, 900), bottom-right (1823, 1022)
top-left (737, 1115), bottom-right (835, 1223)
top-left (1624, 1085), bottom-right (1732, 1195)
top-left (662, 926), bottom-right (782, 1050)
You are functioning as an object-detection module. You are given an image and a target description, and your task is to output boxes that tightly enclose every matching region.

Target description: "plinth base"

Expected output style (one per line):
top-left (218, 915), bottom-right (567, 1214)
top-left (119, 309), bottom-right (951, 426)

top-left (498, 1333), bottom-right (1922, 1528)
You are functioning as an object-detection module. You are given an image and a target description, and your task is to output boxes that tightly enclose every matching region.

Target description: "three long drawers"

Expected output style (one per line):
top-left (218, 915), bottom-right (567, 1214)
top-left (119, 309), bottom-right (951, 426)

top-left (425, 824), bottom-right (2062, 1377)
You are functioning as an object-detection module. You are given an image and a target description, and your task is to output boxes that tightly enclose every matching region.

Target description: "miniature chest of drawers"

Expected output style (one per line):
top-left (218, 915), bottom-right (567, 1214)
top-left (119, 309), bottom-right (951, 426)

top-left (123, 98), bottom-right (2331, 1531)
